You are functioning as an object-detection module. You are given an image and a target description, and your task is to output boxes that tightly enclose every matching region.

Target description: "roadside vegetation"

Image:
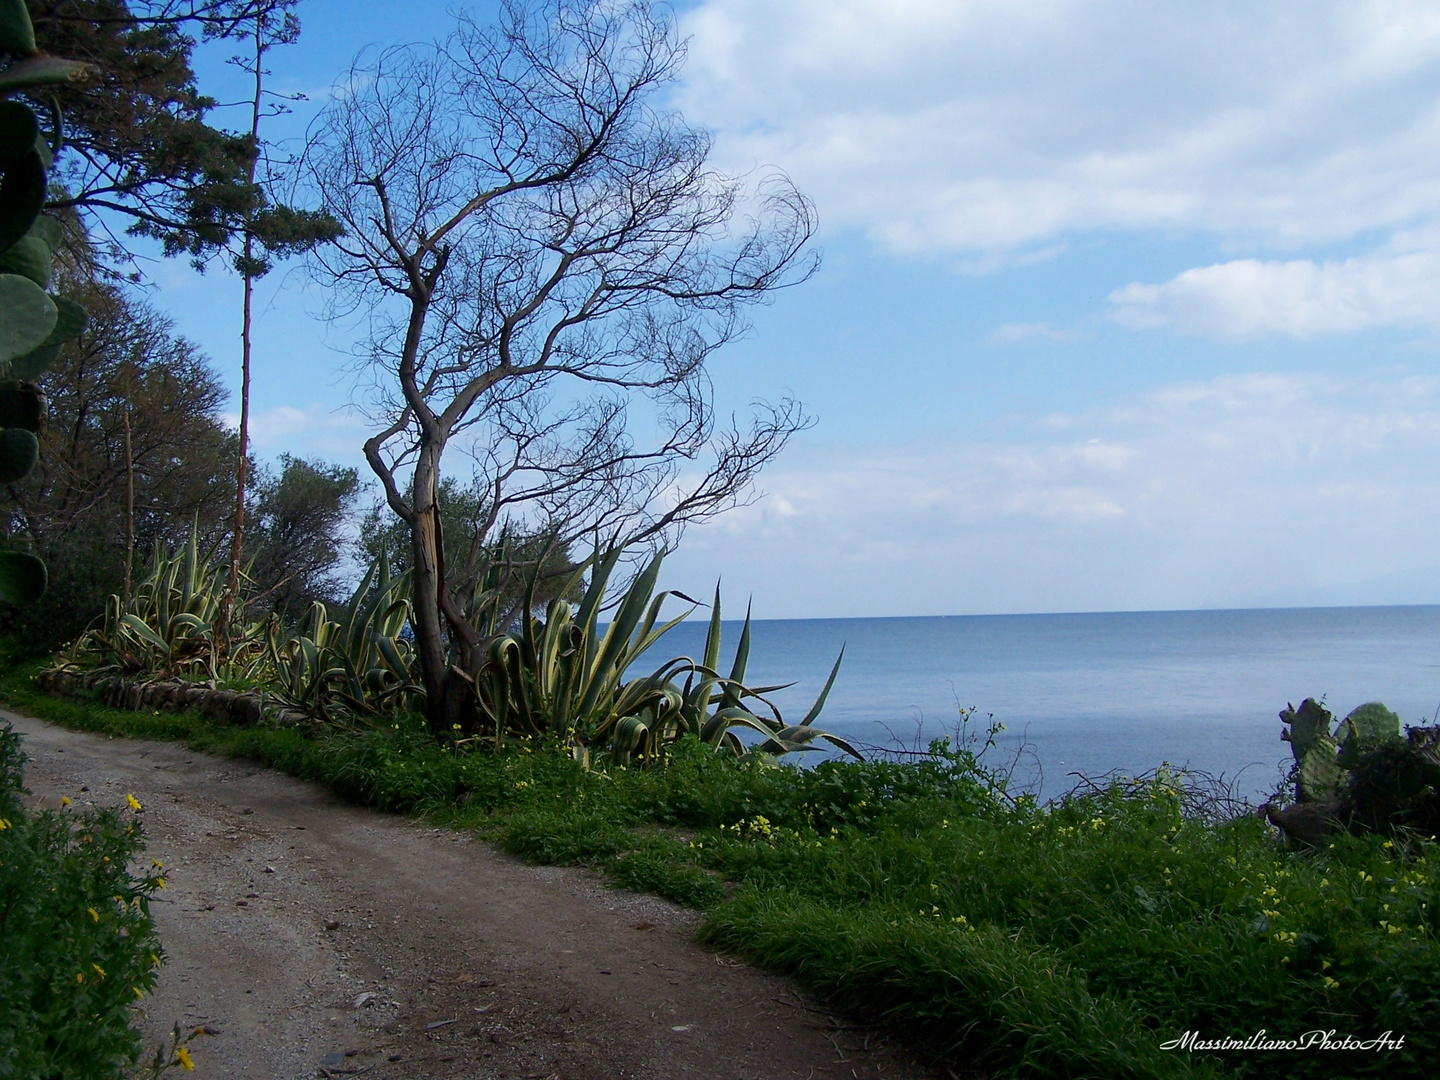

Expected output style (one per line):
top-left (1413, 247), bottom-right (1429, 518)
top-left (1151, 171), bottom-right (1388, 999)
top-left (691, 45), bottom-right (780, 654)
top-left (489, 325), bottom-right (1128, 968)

top-left (0, 724), bottom-right (176, 1079)
top-left (4, 649), bottom-right (1437, 1080)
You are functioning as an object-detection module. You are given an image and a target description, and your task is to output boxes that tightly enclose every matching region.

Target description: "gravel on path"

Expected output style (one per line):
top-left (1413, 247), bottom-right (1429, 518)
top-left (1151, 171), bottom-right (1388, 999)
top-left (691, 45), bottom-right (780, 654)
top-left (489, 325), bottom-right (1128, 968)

top-left (3, 709), bottom-right (935, 1080)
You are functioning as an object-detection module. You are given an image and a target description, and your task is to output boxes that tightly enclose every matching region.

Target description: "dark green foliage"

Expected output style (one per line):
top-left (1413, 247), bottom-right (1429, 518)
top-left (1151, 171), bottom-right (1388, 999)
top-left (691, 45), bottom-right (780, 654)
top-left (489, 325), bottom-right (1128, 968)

top-left (0, 271), bottom-right (53, 360)
top-left (1348, 738), bottom-right (1440, 837)
top-left (0, 271), bottom-right (258, 650)
top-left (23, 1), bottom-right (256, 264)
top-left (356, 478), bottom-right (582, 616)
top-left (0, 722), bottom-right (165, 1078)
top-left (244, 455), bottom-right (360, 620)
top-left (703, 892), bottom-right (1196, 1080)
top-left (0, 145), bottom-right (42, 250)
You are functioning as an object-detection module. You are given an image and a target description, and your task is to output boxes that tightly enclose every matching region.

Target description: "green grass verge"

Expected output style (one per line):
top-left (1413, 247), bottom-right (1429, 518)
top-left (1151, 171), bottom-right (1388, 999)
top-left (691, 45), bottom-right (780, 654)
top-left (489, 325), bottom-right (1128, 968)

top-left (3, 661), bottom-right (1437, 1079)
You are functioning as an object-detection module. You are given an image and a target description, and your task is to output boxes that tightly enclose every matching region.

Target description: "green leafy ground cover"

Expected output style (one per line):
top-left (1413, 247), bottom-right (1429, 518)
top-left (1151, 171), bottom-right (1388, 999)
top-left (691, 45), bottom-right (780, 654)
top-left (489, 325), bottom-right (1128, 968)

top-left (3, 662), bottom-right (1436, 1080)
top-left (0, 722), bottom-right (167, 1079)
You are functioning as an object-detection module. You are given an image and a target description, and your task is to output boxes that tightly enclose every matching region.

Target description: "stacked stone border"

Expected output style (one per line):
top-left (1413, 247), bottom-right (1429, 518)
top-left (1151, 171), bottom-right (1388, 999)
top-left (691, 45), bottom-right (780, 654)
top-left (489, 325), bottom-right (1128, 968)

top-left (34, 669), bottom-right (310, 728)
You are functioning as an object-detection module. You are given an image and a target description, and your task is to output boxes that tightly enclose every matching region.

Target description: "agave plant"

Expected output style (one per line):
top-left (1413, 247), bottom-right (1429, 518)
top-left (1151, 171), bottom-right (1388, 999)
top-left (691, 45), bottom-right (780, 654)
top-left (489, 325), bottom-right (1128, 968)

top-left (470, 546), bottom-right (860, 765)
top-left (266, 553), bottom-right (417, 720)
top-left (77, 527), bottom-right (235, 680)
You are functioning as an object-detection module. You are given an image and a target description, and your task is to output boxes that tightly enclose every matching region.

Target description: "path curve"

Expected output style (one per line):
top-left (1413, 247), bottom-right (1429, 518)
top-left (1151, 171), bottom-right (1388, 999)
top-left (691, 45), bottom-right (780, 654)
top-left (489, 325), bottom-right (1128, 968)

top-left (4, 710), bottom-right (933, 1080)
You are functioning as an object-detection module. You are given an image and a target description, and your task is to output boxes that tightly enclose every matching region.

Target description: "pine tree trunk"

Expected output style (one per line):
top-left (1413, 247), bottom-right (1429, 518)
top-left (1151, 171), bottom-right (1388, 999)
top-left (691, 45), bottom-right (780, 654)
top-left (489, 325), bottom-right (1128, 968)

top-left (219, 20), bottom-right (264, 646)
top-left (122, 405), bottom-right (134, 606)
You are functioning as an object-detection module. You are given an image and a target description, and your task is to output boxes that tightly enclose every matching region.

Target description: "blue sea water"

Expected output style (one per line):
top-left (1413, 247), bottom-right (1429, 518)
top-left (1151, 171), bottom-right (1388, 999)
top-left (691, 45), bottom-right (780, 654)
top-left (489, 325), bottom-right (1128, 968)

top-left (632, 606), bottom-right (1440, 801)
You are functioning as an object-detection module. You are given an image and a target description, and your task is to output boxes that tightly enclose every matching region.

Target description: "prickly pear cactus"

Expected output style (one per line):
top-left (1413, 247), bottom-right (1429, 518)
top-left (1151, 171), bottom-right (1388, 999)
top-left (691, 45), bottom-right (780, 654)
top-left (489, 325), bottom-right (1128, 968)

top-left (0, 1), bottom-right (93, 606)
top-left (1334, 701), bottom-right (1402, 768)
top-left (1271, 694), bottom-right (1440, 843)
top-left (1296, 739), bottom-right (1343, 802)
top-left (1279, 699), bottom-right (1344, 802)
top-left (1280, 699), bottom-right (1329, 759)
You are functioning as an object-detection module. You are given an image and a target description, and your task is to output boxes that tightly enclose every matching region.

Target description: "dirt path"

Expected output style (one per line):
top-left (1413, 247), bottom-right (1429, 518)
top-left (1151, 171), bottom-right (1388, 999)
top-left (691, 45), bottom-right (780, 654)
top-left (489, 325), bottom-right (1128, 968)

top-left (4, 709), bottom-right (934, 1080)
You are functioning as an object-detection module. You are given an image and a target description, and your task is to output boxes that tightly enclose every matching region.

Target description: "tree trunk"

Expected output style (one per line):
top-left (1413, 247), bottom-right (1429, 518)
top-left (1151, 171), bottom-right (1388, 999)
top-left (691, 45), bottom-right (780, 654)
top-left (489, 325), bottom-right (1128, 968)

top-left (122, 405), bottom-right (134, 606)
top-left (223, 265), bottom-right (253, 630)
top-left (408, 430), bottom-right (500, 737)
top-left (219, 19), bottom-right (263, 647)
top-left (408, 440), bottom-right (465, 736)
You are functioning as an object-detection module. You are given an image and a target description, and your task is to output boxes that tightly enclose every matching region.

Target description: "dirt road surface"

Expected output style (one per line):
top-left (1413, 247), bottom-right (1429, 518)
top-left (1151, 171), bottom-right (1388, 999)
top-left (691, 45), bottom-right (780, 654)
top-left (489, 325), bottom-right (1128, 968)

top-left (4, 709), bottom-right (936, 1080)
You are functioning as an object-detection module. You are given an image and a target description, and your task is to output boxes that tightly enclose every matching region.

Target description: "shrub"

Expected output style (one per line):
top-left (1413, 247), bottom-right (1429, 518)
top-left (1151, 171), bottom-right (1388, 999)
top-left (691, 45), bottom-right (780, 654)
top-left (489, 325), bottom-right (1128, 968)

top-left (0, 723), bottom-right (165, 1080)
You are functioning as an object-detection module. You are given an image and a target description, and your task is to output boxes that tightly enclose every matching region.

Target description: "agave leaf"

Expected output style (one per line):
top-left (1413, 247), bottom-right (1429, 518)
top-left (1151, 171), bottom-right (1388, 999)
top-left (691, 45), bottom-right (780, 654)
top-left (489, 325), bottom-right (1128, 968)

top-left (722, 601), bottom-right (752, 710)
top-left (625, 590), bottom-right (698, 666)
top-left (118, 614), bottom-right (170, 656)
top-left (700, 705), bottom-right (778, 746)
top-left (702, 582), bottom-right (723, 672)
top-left (576, 550), bottom-right (665, 721)
top-left (609, 713), bottom-right (651, 766)
top-left (743, 681), bottom-right (797, 696)
top-left (343, 556), bottom-right (379, 634)
top-left (816, 731), bottom-right (864, 759)
top-left (573, 544), bottom-right (619, 672)
top-left (799, 646), bottom-right (845, 728)
top-left (372, 631), bottom-right (409, 679)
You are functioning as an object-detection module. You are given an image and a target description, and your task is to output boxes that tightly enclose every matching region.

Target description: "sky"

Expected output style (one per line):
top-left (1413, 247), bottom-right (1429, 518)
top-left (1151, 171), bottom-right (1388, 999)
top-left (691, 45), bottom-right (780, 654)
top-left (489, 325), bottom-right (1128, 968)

top-left (142, 0), bottom-right (1440, 619)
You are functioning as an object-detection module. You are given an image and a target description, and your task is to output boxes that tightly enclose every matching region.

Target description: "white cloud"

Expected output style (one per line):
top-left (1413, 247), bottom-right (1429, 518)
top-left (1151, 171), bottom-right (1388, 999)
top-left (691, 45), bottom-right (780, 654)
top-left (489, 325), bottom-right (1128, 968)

top-left (663, 371), bottom-right (1440, 616)
top-left (220, 404), bottom-right (370, 463)
top-left (988, 321), bottom-right (1077, 343)
top-left (1107, 242), bottom-right (1440, 337)
top-left (679, 0), bottom-right (1440, 256)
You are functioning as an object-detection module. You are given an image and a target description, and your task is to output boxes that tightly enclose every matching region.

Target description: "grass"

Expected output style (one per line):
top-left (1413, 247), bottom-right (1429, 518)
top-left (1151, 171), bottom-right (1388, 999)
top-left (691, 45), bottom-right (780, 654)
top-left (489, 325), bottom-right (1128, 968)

top-left (2, 658), bottom-right (1437, 1079)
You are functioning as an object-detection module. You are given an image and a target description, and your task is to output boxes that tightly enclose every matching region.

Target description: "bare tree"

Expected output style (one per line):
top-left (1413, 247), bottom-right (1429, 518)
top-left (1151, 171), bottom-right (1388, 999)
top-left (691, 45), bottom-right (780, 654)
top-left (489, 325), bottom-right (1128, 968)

top-left (303, 0), bottom-right (817, 737)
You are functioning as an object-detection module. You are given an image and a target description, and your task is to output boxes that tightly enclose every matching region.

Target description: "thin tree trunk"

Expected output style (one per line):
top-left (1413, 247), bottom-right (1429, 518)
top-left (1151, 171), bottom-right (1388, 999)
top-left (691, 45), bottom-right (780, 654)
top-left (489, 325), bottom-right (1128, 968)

top-left (224, 264), bottom-right (253, 620)
top-left (122, 405), bottom-right (134, 606)
top-left (220, 20), bottom-right (264, 645)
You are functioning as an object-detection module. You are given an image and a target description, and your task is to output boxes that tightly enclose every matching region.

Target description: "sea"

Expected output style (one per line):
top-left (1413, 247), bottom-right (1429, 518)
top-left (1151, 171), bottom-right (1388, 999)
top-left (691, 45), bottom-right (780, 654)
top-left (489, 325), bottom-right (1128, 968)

top-left (630, 605), bottom-right (1440, 802)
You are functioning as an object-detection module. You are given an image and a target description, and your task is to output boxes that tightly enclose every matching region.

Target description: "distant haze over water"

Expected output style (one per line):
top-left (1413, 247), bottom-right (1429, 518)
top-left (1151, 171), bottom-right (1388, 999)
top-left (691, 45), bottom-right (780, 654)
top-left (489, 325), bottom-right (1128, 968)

top-left (636, 606), bottom-right (1440, 801)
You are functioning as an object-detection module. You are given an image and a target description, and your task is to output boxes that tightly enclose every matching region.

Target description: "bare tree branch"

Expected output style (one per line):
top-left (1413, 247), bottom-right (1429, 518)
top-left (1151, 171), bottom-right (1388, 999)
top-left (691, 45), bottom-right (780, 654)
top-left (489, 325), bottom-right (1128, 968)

top-left (302, 0), bottom-right (818, 738)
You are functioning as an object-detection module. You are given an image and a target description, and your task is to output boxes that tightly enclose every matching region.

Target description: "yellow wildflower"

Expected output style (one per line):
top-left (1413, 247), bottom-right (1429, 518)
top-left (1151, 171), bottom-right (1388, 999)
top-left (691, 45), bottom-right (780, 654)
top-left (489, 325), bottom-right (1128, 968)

top-left (125, 794), bottom-right (142, 811)
top-left (87, 907), bottom-right (99, 922)
top-left (175, 1046), bottom-right (195, 1071)
top-left (133, 986), bottom-right (144, 1000)
top-left (91, 963), bottom-right (105, 979)
top-left (155, 877), bottom-right (166, 889)
top-left (76, 972), bottom-right (84, 984)
top-left (60, 796), bottom-right (71, 807)
top-left (1323, 976), bottom-right (1340, 989)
